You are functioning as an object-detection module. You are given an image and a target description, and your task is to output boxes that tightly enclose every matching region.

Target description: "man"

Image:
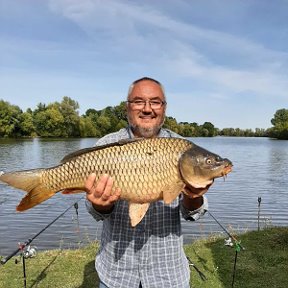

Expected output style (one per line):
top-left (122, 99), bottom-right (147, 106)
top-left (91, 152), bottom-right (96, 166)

top-left (85, 77), bottom-right (210, 288)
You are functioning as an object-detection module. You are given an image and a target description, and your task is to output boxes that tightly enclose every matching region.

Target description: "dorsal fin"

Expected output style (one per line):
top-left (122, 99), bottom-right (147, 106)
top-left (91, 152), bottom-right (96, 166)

top-left (60, 138), bottom-right (144, 163)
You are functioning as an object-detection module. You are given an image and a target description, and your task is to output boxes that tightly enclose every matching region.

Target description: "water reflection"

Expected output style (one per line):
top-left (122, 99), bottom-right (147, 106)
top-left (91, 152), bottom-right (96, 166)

top-left (0, 137), bottom-right (287, 256)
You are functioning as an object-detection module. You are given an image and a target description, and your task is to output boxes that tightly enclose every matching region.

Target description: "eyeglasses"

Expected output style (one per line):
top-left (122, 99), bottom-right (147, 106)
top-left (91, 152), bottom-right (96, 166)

top-left (127, 99), bottom-right (166, 110)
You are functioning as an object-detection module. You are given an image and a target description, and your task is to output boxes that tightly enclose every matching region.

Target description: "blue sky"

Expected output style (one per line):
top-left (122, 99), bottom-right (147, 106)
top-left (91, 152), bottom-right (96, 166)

top-left (1, 0), bottom-right (287, 129)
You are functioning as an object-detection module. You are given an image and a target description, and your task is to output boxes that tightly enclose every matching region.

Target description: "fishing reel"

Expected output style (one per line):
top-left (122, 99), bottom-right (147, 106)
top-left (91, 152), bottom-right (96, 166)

top-left (224, 237), bottom-right (234, 247)
top-left (23, 245), bottom-right (37, 259)
top-left (15, 244), bottom-right (37, 264)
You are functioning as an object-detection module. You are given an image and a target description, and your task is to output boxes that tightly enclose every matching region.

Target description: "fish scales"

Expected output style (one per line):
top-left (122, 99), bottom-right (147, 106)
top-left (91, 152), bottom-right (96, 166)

top-left (0, 137), bottom-right (233, 226)
top-left (52, 138), bottom-right (189, 202)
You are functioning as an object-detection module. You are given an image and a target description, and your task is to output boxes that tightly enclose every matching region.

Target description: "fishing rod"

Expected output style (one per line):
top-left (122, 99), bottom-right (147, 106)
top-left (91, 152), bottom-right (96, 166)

top-left (207, 210), bottom-right (245, 288)
top-left (0, 197), bottom-right (83, 266)
top-left (207, 210), bottom-right (245, 251)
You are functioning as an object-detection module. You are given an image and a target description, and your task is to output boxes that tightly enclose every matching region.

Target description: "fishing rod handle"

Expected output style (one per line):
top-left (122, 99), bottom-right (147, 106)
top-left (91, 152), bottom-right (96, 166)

top-left (0, 239), bottom-right (32, 266)
top-left (0, 247), bottom-right (21, 265)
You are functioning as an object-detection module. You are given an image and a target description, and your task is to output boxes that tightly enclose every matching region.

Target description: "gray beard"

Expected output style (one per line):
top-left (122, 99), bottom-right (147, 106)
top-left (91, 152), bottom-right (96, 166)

top-left (130, 124), bottom-right (161, 138)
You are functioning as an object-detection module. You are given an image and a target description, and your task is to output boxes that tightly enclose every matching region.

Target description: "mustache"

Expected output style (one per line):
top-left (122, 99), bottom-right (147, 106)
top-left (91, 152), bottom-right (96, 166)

top-left (139, 112), bottom-right (156, 117)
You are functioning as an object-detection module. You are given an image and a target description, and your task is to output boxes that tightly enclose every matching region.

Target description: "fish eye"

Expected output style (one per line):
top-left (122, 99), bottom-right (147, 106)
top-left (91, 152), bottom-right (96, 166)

top-left (206, 158), bottom-right (213, 165)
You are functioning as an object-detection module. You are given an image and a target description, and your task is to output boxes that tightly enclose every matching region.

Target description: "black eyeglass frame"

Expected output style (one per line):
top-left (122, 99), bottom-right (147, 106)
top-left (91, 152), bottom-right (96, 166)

top-left (126, 99), bottom-right (166, 109)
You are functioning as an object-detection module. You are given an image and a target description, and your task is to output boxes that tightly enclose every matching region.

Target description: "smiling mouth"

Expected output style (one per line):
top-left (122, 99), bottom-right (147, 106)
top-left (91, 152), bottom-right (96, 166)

top-left (140, 116), bottom-right (155, 120)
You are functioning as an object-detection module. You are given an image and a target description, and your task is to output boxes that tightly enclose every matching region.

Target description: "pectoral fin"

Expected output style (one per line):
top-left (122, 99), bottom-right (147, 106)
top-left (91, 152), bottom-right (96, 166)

top-left (129, 202), bottom-right (150, 227)
top-left (162, 181), bottom-right (185, 205)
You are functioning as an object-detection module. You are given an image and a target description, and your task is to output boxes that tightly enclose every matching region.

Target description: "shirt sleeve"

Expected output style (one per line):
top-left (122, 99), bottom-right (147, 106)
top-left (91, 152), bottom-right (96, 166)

top-left (85, 199), bottom-right (114, 221)
top-left (180, 195), bottom-right (208, 221)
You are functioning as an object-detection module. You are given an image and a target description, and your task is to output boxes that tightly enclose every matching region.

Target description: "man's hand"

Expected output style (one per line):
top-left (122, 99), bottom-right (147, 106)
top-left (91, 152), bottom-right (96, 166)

top-left (85, 173), bottom-right (121, 213)
top-left (182, 183), bottom-right (212, 199)
top-left (182, 182), bottom-right (213, 211)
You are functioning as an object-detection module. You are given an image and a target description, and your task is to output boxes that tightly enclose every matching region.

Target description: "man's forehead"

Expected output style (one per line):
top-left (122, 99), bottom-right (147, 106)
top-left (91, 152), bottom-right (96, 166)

top-left (130, 80), bottom-right (164, 97)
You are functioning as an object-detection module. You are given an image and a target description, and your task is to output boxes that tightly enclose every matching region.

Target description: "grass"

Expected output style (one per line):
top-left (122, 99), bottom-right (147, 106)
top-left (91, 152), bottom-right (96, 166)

top-left (0, 242), bottom-right (100, 288)
top-left (0, 227), bottom-right (287, 288)
top-left (186, 227), bottom-right (288, 288)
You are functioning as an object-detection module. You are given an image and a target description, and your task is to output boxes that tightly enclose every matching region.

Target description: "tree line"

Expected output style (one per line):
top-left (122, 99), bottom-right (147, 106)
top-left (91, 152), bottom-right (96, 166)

top-left (0, 96), bottom-right (287, 139)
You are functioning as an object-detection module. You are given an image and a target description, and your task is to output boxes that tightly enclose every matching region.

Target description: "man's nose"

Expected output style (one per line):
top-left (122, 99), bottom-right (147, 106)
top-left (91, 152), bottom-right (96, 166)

top-left (142, 100), bottom-right (153, 112)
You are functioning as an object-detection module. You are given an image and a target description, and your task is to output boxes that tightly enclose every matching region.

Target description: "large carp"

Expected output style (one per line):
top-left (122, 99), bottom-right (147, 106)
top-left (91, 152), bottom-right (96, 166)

top-left (0, 137), bottom-right (232, 226)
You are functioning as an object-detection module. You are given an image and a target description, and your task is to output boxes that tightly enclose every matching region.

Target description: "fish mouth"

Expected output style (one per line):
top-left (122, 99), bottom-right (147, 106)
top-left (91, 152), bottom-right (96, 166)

top-left (221, 164), bottom-right (233, 177)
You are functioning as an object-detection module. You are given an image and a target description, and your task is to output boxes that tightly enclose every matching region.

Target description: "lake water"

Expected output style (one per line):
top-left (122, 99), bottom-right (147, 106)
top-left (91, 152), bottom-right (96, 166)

top-left (0, 137), bottom-right (287, 257)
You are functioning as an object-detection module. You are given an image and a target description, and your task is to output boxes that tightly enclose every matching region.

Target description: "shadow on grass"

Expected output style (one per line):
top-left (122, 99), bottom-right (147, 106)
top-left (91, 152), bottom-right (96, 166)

top-left (29, 252), bottom-right (60, 288)
top-left (207, 228), bottom-right (288, 288)
top-left (78, 260), bottom-right (99, 288)
top-left (191, 246), bottom-right (214, 274)
top-left (205, 239), bottom-right (237, 288)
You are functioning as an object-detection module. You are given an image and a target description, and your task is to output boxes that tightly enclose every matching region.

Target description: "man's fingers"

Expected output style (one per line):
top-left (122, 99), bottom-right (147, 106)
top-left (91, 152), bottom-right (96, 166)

top-left (100, 177), bottom-right (116, 202)
top-left (109, 187), bottom-right (121, 202)
top-left (101, 175), bottom-right (113, 195)
top-left (183, 183), bottom-right (212, 199)
top-left (85, 173), bottom-right (120, 208)
top-left (85, 173), bottom-right (97, 193)
top-left (94, 174), bottom-right (110, 196)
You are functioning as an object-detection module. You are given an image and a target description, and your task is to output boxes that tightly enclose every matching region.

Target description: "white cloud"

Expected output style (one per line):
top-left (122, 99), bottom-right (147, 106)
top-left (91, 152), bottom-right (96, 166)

top-left (47, 0), bottom-right (288, 100)
top-left (1, 0), bottom-right (287, 129)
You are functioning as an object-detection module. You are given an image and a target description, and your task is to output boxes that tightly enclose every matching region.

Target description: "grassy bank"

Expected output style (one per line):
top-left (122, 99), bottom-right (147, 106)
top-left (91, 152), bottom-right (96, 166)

top-left (1, 227), bottom-right (287, 288)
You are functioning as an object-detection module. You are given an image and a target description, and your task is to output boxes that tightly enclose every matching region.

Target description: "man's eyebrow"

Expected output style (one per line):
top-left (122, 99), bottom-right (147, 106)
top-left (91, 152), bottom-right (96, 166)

top-left (130, 96), bottom-right (163, 100)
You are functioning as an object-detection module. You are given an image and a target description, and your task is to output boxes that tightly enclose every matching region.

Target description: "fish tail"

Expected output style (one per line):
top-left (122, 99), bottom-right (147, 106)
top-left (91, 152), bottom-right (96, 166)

top-left (0, 169), bottom-right (56, 211)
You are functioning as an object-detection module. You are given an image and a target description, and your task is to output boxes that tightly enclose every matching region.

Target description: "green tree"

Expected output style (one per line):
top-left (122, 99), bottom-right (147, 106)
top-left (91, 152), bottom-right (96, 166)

top-left (0, 100), bottom-right (22, 137)
top-left (34, 106), bottom-right (65, 137)
top-left (220, 128), bottom-right (235, 136)
top-left (59, 96), bottom-right (81, 137)
top-left (96, 114), bottom-right (112, 136)
top-left (163, 116), bottom-right (181, 134)
top-left (113, 101), bottom-right (127, 122)
top-left (20, 111), bottom-right (35, 136)
top-left (201, 122), bottom-right (216, 137)
top-left (269, 108), bottom-right (288, 139)
top-left (101, 107), bottom-right (118, 133)
top-left (79, 116), bottom-right (99, 137)
top-left (83, 102), bottom-right (128, 136)
top-left (115, 119), bottom-right (128, 131)
top-left (33, 103), bottom-right (46, 115)
top-left (179, 122), bottom-right (195, 137)
top-left (271, 109), bottom-right (288, 127)
top-left (2, 97), bottom-right (272, 138)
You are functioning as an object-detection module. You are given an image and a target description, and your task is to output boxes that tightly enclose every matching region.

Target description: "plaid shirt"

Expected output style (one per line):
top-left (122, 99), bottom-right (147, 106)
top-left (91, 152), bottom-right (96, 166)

top-left (86, 127), bottom-right (208, 288)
